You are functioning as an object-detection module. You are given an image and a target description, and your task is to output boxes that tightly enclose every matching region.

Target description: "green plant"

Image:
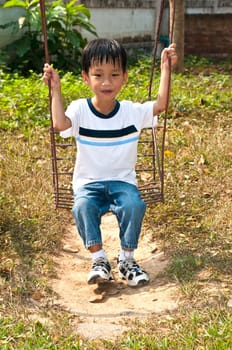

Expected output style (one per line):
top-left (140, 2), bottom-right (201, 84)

top-left (0, 0), bottom-right (97, 74)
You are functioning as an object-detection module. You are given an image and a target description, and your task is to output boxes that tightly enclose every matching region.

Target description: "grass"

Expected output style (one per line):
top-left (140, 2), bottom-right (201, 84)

top-left (1, 56), bottom-right (232, 348)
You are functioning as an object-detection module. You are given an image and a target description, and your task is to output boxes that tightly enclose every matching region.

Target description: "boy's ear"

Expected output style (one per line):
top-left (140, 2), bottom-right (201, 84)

top-left (82, 70), bottom-right (89, 84)
top-left (123, 70), bottom-right (128, 85)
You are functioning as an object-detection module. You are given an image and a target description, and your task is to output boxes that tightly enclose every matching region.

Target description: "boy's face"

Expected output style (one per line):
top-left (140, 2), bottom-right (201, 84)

top-left (82, 60), bottom-right (128, 102)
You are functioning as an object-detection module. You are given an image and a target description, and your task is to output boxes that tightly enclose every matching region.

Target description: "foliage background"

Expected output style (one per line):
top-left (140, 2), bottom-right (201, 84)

top-left (0, 0), bottom-right (97, 74)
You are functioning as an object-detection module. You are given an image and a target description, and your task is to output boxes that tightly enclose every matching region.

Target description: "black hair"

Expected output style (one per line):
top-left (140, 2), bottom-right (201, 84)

top-left (81, 38), bottom-right (127, 73)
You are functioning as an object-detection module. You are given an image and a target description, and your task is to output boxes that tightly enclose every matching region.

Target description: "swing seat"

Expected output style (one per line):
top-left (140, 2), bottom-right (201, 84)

top-left (51, 125), bottom-right (164, 209)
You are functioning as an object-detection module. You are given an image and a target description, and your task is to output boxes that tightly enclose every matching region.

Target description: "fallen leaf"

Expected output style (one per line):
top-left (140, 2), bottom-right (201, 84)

top-left (164, 150), bottom-right (174, 158)
top-left (31, 291), bottom-right (43, 301)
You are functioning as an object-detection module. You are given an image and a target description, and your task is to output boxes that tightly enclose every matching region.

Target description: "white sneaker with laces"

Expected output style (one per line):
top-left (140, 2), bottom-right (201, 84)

top-left (88, 257), bottom-right (113, 284)
top-left (118, 259), bottom-right (149, 287)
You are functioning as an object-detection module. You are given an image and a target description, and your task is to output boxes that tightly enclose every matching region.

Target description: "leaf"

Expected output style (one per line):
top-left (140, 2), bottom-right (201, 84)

top-left (164, 150), bottom-right (174, 158)
top-left (31, 291), bottom-right (43, 300)
top-left (15, 37), bottom-right (31, 57)
top-left (27, 0), bottom-right (40, 9)
top-left (66, 31), bottom-right (81, 48)
top-left (3, 0), bottom-right (26, 8)
top-left (75, 4), bottom-right (91, 18)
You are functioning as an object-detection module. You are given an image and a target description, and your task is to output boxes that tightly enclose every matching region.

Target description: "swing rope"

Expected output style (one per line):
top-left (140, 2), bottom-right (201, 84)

top-left (39, 0), bottom-right (60, 208)
top-left (161, 0), bottom-right (175, 199)
top-left (39, 0), bottom-right (175, 209)
top-left (147, 0), bottom-right (175, 201)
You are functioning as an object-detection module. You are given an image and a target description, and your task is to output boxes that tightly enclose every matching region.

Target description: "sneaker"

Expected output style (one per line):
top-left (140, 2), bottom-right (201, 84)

top-left (87, 257), bottom-right (113, 284)
top-left (118, 259), bottom-right (149, 287)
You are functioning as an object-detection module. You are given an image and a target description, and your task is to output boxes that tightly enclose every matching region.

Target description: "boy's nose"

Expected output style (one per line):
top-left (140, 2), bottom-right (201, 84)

top-left (102, 78), bottom-right (111, 85)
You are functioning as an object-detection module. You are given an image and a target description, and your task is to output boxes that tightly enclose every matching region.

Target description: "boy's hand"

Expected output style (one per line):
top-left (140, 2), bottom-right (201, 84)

top-left (42, 63), bottom-right (61, 90)
top-left (161, 43), bottom-right (177, 69)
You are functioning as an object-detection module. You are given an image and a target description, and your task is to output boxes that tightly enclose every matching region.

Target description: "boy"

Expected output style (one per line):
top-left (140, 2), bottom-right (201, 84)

top-left (43, 38), bottom-right (177, 287)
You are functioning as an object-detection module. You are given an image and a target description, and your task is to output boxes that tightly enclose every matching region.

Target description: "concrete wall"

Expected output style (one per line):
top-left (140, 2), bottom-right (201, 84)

top-left (81, 0), bottom-right (159, 50)
top-left (185, 0), bottom-right (232, 14)
top-left (83, 8), bottom-right (155, 43)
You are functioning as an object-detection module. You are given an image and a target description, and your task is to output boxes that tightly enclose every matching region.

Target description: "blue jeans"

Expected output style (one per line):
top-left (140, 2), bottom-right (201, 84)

top-left (72, 181), bottom-right (146, 250)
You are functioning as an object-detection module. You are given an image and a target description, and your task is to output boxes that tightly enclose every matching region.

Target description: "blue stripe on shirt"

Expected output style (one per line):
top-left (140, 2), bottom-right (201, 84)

top-left (76, 135), bottom-right (139, 146)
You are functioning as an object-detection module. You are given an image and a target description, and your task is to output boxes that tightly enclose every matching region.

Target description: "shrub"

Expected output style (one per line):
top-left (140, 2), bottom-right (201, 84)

top-left (0, 0), bottom-right (97, 75)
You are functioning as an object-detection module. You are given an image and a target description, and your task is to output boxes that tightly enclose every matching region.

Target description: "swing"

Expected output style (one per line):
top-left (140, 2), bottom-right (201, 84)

top-left (39, 0), bottom-right (175, 210)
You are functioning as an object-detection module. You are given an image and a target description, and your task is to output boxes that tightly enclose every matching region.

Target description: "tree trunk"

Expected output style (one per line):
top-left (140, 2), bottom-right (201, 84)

top-left (169, 0), bottom-right (185, 73)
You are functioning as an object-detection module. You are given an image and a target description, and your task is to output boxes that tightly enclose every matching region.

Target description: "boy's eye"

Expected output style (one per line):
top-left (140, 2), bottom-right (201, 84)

top-left (91, 72), bottom-right (120, 78)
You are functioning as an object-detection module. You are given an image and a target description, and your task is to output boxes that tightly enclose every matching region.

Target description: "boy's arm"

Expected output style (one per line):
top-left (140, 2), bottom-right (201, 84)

top-left (153, 43), bottom-right (177, 116)
top-left (42, 64), bottom-right (72, 131)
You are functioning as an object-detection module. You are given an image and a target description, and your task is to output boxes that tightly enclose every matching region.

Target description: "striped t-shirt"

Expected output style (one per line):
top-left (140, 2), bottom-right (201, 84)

top-left (60, 98), bottom-right (157, 193)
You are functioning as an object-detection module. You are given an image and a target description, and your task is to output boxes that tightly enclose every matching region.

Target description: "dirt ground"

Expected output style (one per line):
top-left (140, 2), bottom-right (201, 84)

top-left (51, 213), bottom-right (180, 340)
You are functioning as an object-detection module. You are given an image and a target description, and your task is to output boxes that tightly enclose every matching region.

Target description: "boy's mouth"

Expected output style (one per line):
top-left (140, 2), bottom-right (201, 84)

top-left (101, 89), bottom-right (113, 94)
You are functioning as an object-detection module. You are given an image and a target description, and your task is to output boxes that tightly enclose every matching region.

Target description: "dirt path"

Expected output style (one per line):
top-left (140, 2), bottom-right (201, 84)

top-left (51, 213), bottom-right (179, 340)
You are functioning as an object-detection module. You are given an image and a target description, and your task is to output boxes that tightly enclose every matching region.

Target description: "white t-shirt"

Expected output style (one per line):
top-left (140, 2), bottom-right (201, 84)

top-left (61, 98), bottom-right (157, 193)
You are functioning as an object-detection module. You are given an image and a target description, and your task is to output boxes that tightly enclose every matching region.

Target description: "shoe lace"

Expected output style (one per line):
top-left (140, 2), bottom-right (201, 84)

top-left (124, 259), bottom-right (142, 272)
top-left (92, 257), bottom-right (109, 269)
